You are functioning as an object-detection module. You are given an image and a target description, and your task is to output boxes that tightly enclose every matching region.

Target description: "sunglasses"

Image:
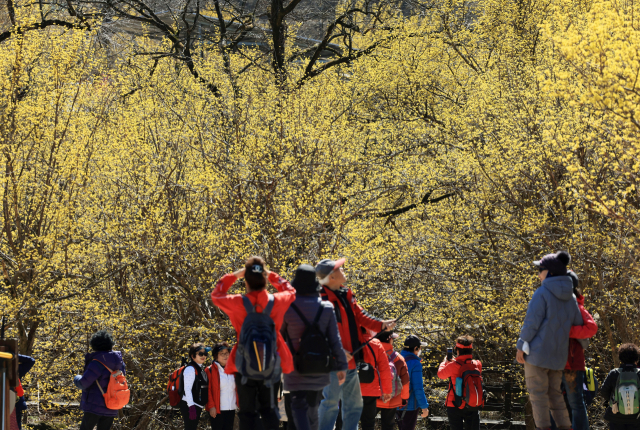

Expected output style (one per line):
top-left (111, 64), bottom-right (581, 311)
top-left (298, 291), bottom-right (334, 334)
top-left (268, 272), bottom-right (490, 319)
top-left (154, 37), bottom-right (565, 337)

top-left (196, 351), bottom-right (208, 357)
top-left (537, 266), bottom-right (546, 273)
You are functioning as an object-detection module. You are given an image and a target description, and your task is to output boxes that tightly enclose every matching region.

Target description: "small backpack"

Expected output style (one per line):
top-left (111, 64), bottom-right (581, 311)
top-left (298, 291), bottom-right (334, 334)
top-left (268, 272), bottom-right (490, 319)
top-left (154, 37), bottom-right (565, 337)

top-left (451, 359), bottom-right (485, 410)
top-left (584, 367), bottom-right (598, 407)
top-left (236, 294), bottom-right (280, 385)
top-left (611, 368), bottom-right (640, 415)
top-left (287, 303), bottom-right (335, 374)
top-left (93, 360), bottom-right (130, 410)
top-left (388, 352), bottom-right (403, 398)
top-left (167, 366), bottom-right (186, 407)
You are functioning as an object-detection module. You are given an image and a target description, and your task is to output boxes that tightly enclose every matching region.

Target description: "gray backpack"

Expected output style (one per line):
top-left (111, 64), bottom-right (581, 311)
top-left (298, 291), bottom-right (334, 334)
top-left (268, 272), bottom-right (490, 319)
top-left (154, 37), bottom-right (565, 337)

top-left (235, 295), bottom-right (281, 389)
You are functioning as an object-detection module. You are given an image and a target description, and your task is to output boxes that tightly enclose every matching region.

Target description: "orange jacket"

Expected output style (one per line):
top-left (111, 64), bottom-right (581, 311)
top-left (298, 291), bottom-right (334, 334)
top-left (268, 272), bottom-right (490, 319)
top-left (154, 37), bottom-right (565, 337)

top-left (377, 342), bottom-right (410, 409)
top-left (204, 363), bottom-right (237, 413)
top-left (360, 338), bottom-right (393, 398)
top-left (320, 286), bottom-right (383, 370)
top-left (211, 271), bottom-right (296, 374)
top-left (437, 354), bottom-right (482, 407)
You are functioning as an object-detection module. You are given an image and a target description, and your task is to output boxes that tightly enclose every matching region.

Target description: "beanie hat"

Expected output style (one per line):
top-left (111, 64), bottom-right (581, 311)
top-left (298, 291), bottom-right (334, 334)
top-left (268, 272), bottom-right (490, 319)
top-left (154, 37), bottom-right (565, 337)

top-left (291, 264), bottom-right (321, 295)
top-left (533, 250), bottom-right (571, 275)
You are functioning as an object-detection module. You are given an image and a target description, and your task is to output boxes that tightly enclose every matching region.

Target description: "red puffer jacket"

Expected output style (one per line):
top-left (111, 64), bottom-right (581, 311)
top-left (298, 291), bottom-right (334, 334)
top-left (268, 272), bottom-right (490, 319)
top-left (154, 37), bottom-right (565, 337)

top-left (377, 342), bottom-right (410, 409)
top-left (566, 295), bottom-right (598, 371)
top-left (360, 338), bottom-right (393, 398)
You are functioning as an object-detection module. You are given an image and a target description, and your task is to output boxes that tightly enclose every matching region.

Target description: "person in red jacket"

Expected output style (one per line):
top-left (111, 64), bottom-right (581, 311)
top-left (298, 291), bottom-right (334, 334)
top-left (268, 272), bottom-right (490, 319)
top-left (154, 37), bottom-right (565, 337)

top-left (316, 258), bottom-right (396, 430)
top-left (551, 271), bottom-right (598, 430)
top-left (376, 332), bottom-right (410, 430)
top-left (211, 256), bottom-right (296, 430)
top-left (437, 335), bottom-right (482, 430)
top-left (205, 343), bottom-right (237, 430)
top-left (359, 328), bottom-right (393, 430)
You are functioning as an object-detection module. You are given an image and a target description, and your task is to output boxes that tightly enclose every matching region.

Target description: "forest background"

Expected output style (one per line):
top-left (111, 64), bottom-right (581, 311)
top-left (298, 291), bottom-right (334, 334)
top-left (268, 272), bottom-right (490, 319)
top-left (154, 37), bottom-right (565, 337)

top-left (0, 0), bottom-right (638, 427)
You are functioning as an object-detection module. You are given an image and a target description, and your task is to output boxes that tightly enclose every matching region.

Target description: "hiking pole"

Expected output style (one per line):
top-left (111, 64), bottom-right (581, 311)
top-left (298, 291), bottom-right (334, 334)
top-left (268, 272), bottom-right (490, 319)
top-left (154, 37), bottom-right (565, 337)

top-left (350, 296), bottom-right (420, 357)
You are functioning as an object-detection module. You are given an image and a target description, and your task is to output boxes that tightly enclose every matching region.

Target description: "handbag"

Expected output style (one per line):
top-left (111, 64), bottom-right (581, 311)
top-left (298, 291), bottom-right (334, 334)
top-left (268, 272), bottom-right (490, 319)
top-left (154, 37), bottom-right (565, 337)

top-left (357, 361), bottom-right (375, 383)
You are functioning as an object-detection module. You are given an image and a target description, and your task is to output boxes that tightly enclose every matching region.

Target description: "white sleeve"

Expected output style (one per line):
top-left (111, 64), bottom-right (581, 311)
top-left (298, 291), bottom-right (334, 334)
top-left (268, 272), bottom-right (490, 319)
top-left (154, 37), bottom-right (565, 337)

top-left (182, 366), bottom-right (196, 407)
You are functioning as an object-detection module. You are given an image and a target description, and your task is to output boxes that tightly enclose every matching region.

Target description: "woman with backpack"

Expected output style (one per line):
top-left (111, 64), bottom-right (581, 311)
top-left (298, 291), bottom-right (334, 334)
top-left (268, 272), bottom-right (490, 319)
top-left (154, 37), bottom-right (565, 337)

top-left (359, 327), bottom-right (393, 430)
top-left (211, 256), bottom-right (296, 430)
top-left (437, 335), bottom-right (483, 430)
top-left (177, 343), bottom-right (211, 430)
top-left (281, 264), bottom-right (348, 430)
top-left (376, 332), bottom-right (410, 430)
top-left (398, 335), bottom-right (429, 430)
top-left (205, 343), bottom-right (237, 430)
top-left (73, 330), bottom-right (126, 430)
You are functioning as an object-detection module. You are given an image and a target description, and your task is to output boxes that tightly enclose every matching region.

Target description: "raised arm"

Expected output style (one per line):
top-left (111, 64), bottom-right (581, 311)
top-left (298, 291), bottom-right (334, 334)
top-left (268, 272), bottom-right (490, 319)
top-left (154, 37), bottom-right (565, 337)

top-left (211, 273), bottom-right (243, 314)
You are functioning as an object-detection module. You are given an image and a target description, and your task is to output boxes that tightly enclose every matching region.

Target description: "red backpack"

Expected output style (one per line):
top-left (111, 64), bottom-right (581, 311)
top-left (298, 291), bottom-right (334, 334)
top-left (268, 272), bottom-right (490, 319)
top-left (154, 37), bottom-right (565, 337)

top-left (167, 366), bottom-right (186, 407)
top-left (451, 359), bottom-right (485, 410)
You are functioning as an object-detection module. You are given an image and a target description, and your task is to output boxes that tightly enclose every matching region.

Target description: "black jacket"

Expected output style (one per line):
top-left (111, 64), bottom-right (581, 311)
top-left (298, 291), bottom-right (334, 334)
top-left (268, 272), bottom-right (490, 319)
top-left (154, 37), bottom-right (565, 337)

top-left (601, 364), bottom-right (640, 425)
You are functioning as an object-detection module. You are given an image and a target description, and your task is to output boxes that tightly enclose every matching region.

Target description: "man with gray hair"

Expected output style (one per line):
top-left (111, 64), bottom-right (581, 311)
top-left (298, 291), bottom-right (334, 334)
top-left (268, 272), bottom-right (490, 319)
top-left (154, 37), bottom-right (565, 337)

top-left (315, 258), bottom-right (396, 430)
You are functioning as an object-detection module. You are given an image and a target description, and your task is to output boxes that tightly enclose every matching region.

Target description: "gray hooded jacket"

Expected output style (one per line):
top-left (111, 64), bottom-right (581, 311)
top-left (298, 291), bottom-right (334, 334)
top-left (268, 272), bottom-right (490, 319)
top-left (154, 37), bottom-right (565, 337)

top-left (516, 275), bottom-right (583, 370)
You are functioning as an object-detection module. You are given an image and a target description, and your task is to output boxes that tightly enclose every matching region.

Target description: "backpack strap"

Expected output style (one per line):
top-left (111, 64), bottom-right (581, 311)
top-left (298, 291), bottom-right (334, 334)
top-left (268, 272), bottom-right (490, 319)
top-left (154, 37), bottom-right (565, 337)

top-left (312, 303), bottom-right (325, 327)
top-left (92, 359), bottom-right (112, 395)
top-left (289, 303), bottom-right (311, 327)
top-left (242, 295), bottom-right (255, 314)
top-left (242, 294), bottom-right (275, 315)
top-left (264, 294), bottom-right (275, 316)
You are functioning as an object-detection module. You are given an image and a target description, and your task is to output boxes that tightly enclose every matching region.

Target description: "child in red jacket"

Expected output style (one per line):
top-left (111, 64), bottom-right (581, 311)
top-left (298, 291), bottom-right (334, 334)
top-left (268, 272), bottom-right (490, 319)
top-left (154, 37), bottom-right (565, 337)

top-left (437, 335), bottom-right (482, 430)
top-left (211, 256), bottom-right (296, 430)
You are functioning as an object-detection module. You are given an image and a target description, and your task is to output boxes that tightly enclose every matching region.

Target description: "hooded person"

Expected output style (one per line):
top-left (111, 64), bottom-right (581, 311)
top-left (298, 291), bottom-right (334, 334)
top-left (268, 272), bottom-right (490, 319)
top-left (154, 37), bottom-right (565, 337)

top-left (516, 251), bottom-right (584, 430)
top-left (281, 264), bottom-right (348, 430)
top-left (73, 330), bottom-right (126, 430)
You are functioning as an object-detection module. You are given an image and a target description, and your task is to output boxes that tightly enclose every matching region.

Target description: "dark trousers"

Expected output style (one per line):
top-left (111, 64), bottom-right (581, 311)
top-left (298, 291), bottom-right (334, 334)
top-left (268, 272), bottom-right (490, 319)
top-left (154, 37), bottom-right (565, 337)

top-left (284, 393), bottom-right (297, 430)
top-left (210, 410), bottom-right (236, 430)
top-left (447, 407), bottom-right (480, 430)
top-left (235, 374), bottom-right (281, 430)
top-left (379, 408), bottom-right (397, 430)
top-left (609, 423), bottom-right (640, 430)
top-left (79, 412), bottom-right (116, 430)
top-left (289, 390), bottom-right (322, 430)
top-left (396, 409), bottom-right (419, 430)
top-left (179, 401), bottom-right (203, 430)
top-left (360, 396), bottom-right (378, 430)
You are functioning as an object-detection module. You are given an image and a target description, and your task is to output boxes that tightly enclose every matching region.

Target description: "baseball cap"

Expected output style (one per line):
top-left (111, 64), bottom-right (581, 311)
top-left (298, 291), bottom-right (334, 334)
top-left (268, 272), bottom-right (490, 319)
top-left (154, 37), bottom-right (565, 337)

top-left (315, 258), bottom-right (346, 280)
top-left (291, 264), bottom-right (321, 294)
top-left (404, 335), bottom-right (427, 349)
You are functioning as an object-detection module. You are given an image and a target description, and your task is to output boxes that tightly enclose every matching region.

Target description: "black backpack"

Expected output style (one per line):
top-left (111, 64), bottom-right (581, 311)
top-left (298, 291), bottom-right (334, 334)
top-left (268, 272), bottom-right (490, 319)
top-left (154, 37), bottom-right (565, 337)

top-left (236, 295), bottom-right (281, 385)
top-left (287, 303), bottom-right (335, 374)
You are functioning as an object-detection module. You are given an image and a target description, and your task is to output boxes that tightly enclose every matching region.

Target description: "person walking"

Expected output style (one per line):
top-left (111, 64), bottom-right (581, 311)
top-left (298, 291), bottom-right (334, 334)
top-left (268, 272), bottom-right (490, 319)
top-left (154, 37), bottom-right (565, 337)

top-left (205, 343), bottom-right (237, 430)
top-left (437, 335), bottom-right (482, 430)
top-left (211, 256), bottom-right (296, 430)
top-left (359, 328), bottom-right (393, 430)
top-left (398, 335), bottom-right (429, 430)
top-left (73, 330), bottom-right (126, 430)
top-left (516, 251), bottom-right (583, 430)
top-left (600, 344), bottom-right (640, 430)
top-left (281, 264), bottom-right (349, 430)
top-left (376, 332), bottom-right (410, 430)
top-left (316, 258), bottom-right (396, 430)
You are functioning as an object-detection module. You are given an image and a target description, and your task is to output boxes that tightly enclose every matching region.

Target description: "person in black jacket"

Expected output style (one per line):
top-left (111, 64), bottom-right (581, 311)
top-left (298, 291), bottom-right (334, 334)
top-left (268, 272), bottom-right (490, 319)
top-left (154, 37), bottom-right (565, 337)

top-left (600, 343), bottom-right (640, 430)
